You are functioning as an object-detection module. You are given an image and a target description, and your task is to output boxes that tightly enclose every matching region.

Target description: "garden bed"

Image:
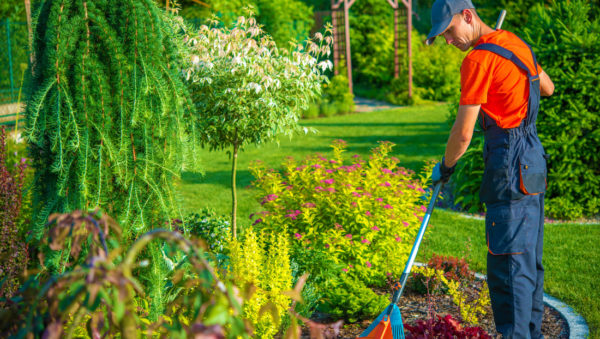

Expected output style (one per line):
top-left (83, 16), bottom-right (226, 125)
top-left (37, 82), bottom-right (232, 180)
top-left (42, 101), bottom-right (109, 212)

top-left (305, 279), bottom-right (568, 338)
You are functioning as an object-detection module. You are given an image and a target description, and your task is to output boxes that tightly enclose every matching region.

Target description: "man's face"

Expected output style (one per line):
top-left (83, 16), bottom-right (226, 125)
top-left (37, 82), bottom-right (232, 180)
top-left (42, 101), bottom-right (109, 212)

top-left (441, 11), bottom-right (473, 52)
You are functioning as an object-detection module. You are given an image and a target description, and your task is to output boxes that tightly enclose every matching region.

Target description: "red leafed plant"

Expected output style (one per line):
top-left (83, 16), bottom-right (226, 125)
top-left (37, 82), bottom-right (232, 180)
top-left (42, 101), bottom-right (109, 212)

top-left (0, 127), bottom-right (29, 301)
top-left (404, 314), bottom-right (491, 339)
top-left (427, 253), bottom-right (471, 282)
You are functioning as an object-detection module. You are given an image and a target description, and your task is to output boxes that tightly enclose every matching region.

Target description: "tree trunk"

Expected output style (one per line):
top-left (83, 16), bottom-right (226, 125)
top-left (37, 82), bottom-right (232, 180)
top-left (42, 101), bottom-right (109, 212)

top-left (231, 139), bottom-right (239, 239)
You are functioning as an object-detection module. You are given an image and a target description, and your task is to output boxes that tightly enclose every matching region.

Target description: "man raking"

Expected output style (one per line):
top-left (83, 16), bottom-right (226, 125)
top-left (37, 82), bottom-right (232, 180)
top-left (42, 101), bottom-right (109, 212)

top-left (428, 0), bottom-right (555, 338)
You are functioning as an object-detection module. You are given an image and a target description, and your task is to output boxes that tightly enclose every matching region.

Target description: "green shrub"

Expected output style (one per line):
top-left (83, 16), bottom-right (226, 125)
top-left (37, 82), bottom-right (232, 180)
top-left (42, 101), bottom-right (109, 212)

top-left (412, 30), bottom-right (463, 102)
top-left (386, 76), bottom-right (415, 106)
top-left (322, 75), bottom-right (355, 114)
top-left (183, 208), bottom-right (230, 254)
top-left (302, 102), bottom-right (321, 119)
top-left (181, 0), bottom-right (315, 47)
top-left (521, 0), bottom-right (600, 220)
top-left (447, 0), bottom-right (600, 220)
top-left (318, 273), bottom-right (389, 323)
top-left (320, 102), bottom-right (338, 117)
top-left (249, 140), bottom-right (428, 286)
top-left (229, 229), bottom-right (293, 338)
top-left (449, 135), bottom-right (485, 213)
top-left (349, 0), bottom-right (395, 87)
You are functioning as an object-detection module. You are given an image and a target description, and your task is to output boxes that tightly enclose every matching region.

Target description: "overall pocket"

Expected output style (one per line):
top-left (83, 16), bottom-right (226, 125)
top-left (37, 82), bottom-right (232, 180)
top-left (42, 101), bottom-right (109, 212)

top-left (486, 205), bottom-right (531, 255)
top-left (480, 142), bottom-right (513, 204)
top-left (518, 151), bottom-right (547, 195)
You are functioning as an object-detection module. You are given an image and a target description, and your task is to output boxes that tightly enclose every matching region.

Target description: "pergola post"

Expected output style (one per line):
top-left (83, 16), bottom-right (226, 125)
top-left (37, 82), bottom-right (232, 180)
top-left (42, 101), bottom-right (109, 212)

top-left (344, 0), bottom-right (355, 93)
top-left (331, 0), bottom-right (339, 76)
top-left (24, 0), bottom-right (33, 65)
top-left (403, 0), bottom-right (413, 98)
top-left (331, 0), bottom-right (355, 93)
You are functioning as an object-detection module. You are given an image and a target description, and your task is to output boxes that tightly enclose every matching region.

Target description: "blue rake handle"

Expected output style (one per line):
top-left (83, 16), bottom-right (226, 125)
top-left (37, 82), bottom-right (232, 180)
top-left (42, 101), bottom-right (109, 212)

top-left (391, 181), bottom-right (442, 304)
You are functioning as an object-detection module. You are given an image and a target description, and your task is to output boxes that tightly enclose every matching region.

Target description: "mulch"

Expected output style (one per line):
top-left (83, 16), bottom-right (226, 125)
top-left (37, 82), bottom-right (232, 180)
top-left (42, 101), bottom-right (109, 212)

top-left (302, 279), bottom-right (568, 338)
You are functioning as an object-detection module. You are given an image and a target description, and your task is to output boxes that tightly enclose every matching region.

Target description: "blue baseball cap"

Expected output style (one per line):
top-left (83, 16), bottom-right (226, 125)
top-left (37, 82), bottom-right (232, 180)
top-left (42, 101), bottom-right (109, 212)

top-left (426, 0), bottom-right (475, 45)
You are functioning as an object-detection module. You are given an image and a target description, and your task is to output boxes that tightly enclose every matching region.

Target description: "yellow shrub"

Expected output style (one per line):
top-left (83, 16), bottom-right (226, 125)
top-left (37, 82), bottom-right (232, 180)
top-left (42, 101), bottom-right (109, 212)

top-left (229, 230), bottom-right (292, 338)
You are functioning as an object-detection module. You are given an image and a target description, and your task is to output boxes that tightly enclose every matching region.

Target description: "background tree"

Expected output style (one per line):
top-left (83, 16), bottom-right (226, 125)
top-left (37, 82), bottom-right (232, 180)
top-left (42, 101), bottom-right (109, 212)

top-left (184, 14), bottom-right (332, 237)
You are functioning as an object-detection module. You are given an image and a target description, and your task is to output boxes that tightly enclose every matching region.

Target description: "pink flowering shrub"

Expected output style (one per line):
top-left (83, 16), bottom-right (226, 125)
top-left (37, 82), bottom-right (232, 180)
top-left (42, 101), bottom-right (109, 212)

top-left (249, 140), bottom-right (428, 286)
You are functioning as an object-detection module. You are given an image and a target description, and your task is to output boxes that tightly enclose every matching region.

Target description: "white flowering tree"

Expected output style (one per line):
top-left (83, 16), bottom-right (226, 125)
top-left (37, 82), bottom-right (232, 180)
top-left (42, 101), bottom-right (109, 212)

top-left (184, 14), bottom-right (333, 238)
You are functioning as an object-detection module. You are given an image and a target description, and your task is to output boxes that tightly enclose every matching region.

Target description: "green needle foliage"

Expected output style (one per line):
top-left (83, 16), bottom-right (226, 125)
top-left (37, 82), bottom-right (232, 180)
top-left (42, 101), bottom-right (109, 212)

top-left (25, 0), bottom-right (198, 241)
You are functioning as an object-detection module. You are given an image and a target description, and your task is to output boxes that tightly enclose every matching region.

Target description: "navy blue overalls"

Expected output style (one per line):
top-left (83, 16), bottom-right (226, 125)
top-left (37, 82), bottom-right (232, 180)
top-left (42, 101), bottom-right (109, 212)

top-left (475, 41), bottom-right (547, 339)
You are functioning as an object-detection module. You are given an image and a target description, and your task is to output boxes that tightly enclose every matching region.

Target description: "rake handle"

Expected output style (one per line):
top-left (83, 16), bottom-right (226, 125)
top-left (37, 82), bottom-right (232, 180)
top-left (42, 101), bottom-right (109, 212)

top-left (391, 181), bottom-right (442, 304)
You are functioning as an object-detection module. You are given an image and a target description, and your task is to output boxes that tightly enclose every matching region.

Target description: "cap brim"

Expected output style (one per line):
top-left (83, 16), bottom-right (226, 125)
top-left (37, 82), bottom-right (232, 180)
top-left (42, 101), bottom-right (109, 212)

top-left (426, 16), bottom-right (452, 45)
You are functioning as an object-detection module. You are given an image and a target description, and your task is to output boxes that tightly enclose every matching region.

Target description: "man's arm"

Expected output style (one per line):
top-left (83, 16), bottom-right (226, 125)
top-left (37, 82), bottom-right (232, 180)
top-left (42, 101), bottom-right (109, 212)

top-left (539, 70), bottom-right (554, 96)
top-left (443, 104), bottom-right (481, 167)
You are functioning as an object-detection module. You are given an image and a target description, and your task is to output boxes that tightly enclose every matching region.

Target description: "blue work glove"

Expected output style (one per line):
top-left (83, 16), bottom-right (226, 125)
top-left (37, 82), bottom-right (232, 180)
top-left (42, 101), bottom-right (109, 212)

top-left (431, 157), bottom-right (456, 184)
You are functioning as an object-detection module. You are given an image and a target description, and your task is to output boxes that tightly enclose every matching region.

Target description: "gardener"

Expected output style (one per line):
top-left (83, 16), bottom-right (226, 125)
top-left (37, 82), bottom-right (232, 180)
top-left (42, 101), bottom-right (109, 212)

top-left (426, 0), bottom-right (555, 338)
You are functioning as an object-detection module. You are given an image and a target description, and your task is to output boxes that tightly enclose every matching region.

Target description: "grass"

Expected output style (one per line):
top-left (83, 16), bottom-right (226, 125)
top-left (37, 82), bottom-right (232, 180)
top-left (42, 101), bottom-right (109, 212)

top-left (177, 103), bottom-right (600, 339)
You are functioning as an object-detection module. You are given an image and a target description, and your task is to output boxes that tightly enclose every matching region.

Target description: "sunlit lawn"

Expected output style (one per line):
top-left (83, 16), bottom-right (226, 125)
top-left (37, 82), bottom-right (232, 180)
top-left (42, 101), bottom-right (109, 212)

top-left (176, 103), bottom-right (599, 338)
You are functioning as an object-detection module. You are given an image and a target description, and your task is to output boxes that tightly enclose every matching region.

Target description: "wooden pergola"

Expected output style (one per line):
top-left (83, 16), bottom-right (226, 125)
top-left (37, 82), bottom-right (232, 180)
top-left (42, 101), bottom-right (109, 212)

top-left (331, 0), bottom-right (413, 97)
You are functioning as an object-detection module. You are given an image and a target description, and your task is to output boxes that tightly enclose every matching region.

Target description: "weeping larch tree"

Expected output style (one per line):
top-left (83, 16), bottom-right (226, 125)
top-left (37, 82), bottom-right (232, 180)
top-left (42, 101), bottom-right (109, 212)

top-left (25, 0), bottom-right (198, 317)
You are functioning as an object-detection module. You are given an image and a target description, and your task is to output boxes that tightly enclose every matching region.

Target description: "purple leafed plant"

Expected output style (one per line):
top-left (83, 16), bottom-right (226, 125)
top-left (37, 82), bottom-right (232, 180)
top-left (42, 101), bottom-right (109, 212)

top-left (0, 127), bottom-right (29, 300)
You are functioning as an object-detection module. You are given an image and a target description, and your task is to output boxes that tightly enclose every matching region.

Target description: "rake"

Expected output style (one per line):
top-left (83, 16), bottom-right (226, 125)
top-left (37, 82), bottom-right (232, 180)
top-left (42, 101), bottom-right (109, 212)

top-left (357, 181), bottom-right (442, 339)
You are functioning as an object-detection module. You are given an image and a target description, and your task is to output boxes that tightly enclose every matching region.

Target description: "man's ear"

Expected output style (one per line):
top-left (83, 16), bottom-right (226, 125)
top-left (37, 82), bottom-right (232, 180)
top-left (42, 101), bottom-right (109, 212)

top-left (462, 9), bottom-right (473, 24)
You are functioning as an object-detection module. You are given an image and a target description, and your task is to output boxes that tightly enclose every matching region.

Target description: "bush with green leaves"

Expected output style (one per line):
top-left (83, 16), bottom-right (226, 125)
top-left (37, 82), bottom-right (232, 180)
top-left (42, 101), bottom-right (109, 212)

top-left (183, 14), bottom-right (332, 236)
top-left (183, 208), bottom-right (230, 254)
top-left (318, 273), bottom-right (389, 323)
top-left (301, 75), bottom-right (354, 118)
top-left (412, 31), bottom-right (463, 102)
top-left (349, 0), bottom-right (396, 87)
top-left (180, 0), bottom-right (315, 47)
top-left (320, 102), bottom-right (338, 117)
top-left (447, 0), bottom-right (600, 220)
top-left (322, 75), bottom-right (355, 114)
top-left (521, 0), bottom-right (600, 220)
top-left (250, 140), bottom-right (427, 286)
top-left (301, 102), bottom-right (321, 119)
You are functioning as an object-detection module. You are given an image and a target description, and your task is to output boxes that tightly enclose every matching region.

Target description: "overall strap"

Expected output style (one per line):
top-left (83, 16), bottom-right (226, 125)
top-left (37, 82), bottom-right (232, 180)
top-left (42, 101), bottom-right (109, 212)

top-left (473, 43), bottom-right (538, 77)
top-left (473, 42), bottom-right (541, 128)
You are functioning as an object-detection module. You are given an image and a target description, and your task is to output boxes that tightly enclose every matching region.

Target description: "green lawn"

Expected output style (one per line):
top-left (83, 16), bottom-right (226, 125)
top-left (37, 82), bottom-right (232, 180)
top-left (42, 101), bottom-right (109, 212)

top-left (177, 104), bottom-right (599, 338)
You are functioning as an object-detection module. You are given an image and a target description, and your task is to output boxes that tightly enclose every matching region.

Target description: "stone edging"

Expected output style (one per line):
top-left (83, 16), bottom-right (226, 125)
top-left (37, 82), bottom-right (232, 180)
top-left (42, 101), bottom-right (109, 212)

top-left (413, 263), bottom-right (589, 338)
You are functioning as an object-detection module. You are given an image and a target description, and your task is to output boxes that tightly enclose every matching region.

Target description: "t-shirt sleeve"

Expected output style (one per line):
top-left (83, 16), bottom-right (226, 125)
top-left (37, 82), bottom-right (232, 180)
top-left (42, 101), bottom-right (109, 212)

top-left (536, 63), bottom-right (543, 75)
top-left (460, 57), bottom-right (492, 105)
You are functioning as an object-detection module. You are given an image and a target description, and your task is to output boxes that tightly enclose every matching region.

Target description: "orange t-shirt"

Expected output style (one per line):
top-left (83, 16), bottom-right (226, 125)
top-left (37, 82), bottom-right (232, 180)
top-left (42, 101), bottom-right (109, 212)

top-left (460, 30), bottom-right (543, 128)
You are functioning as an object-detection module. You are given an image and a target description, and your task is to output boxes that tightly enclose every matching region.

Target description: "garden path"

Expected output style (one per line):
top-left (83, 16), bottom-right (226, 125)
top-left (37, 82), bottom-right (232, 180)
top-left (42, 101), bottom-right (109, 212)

top-left (353, 97), bottom-right (402, 113)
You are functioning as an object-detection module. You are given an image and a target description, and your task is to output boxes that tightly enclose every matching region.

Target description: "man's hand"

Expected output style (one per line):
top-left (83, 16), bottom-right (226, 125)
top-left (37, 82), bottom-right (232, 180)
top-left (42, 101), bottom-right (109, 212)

top-left (431, 157), bottom-right (456, 184)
